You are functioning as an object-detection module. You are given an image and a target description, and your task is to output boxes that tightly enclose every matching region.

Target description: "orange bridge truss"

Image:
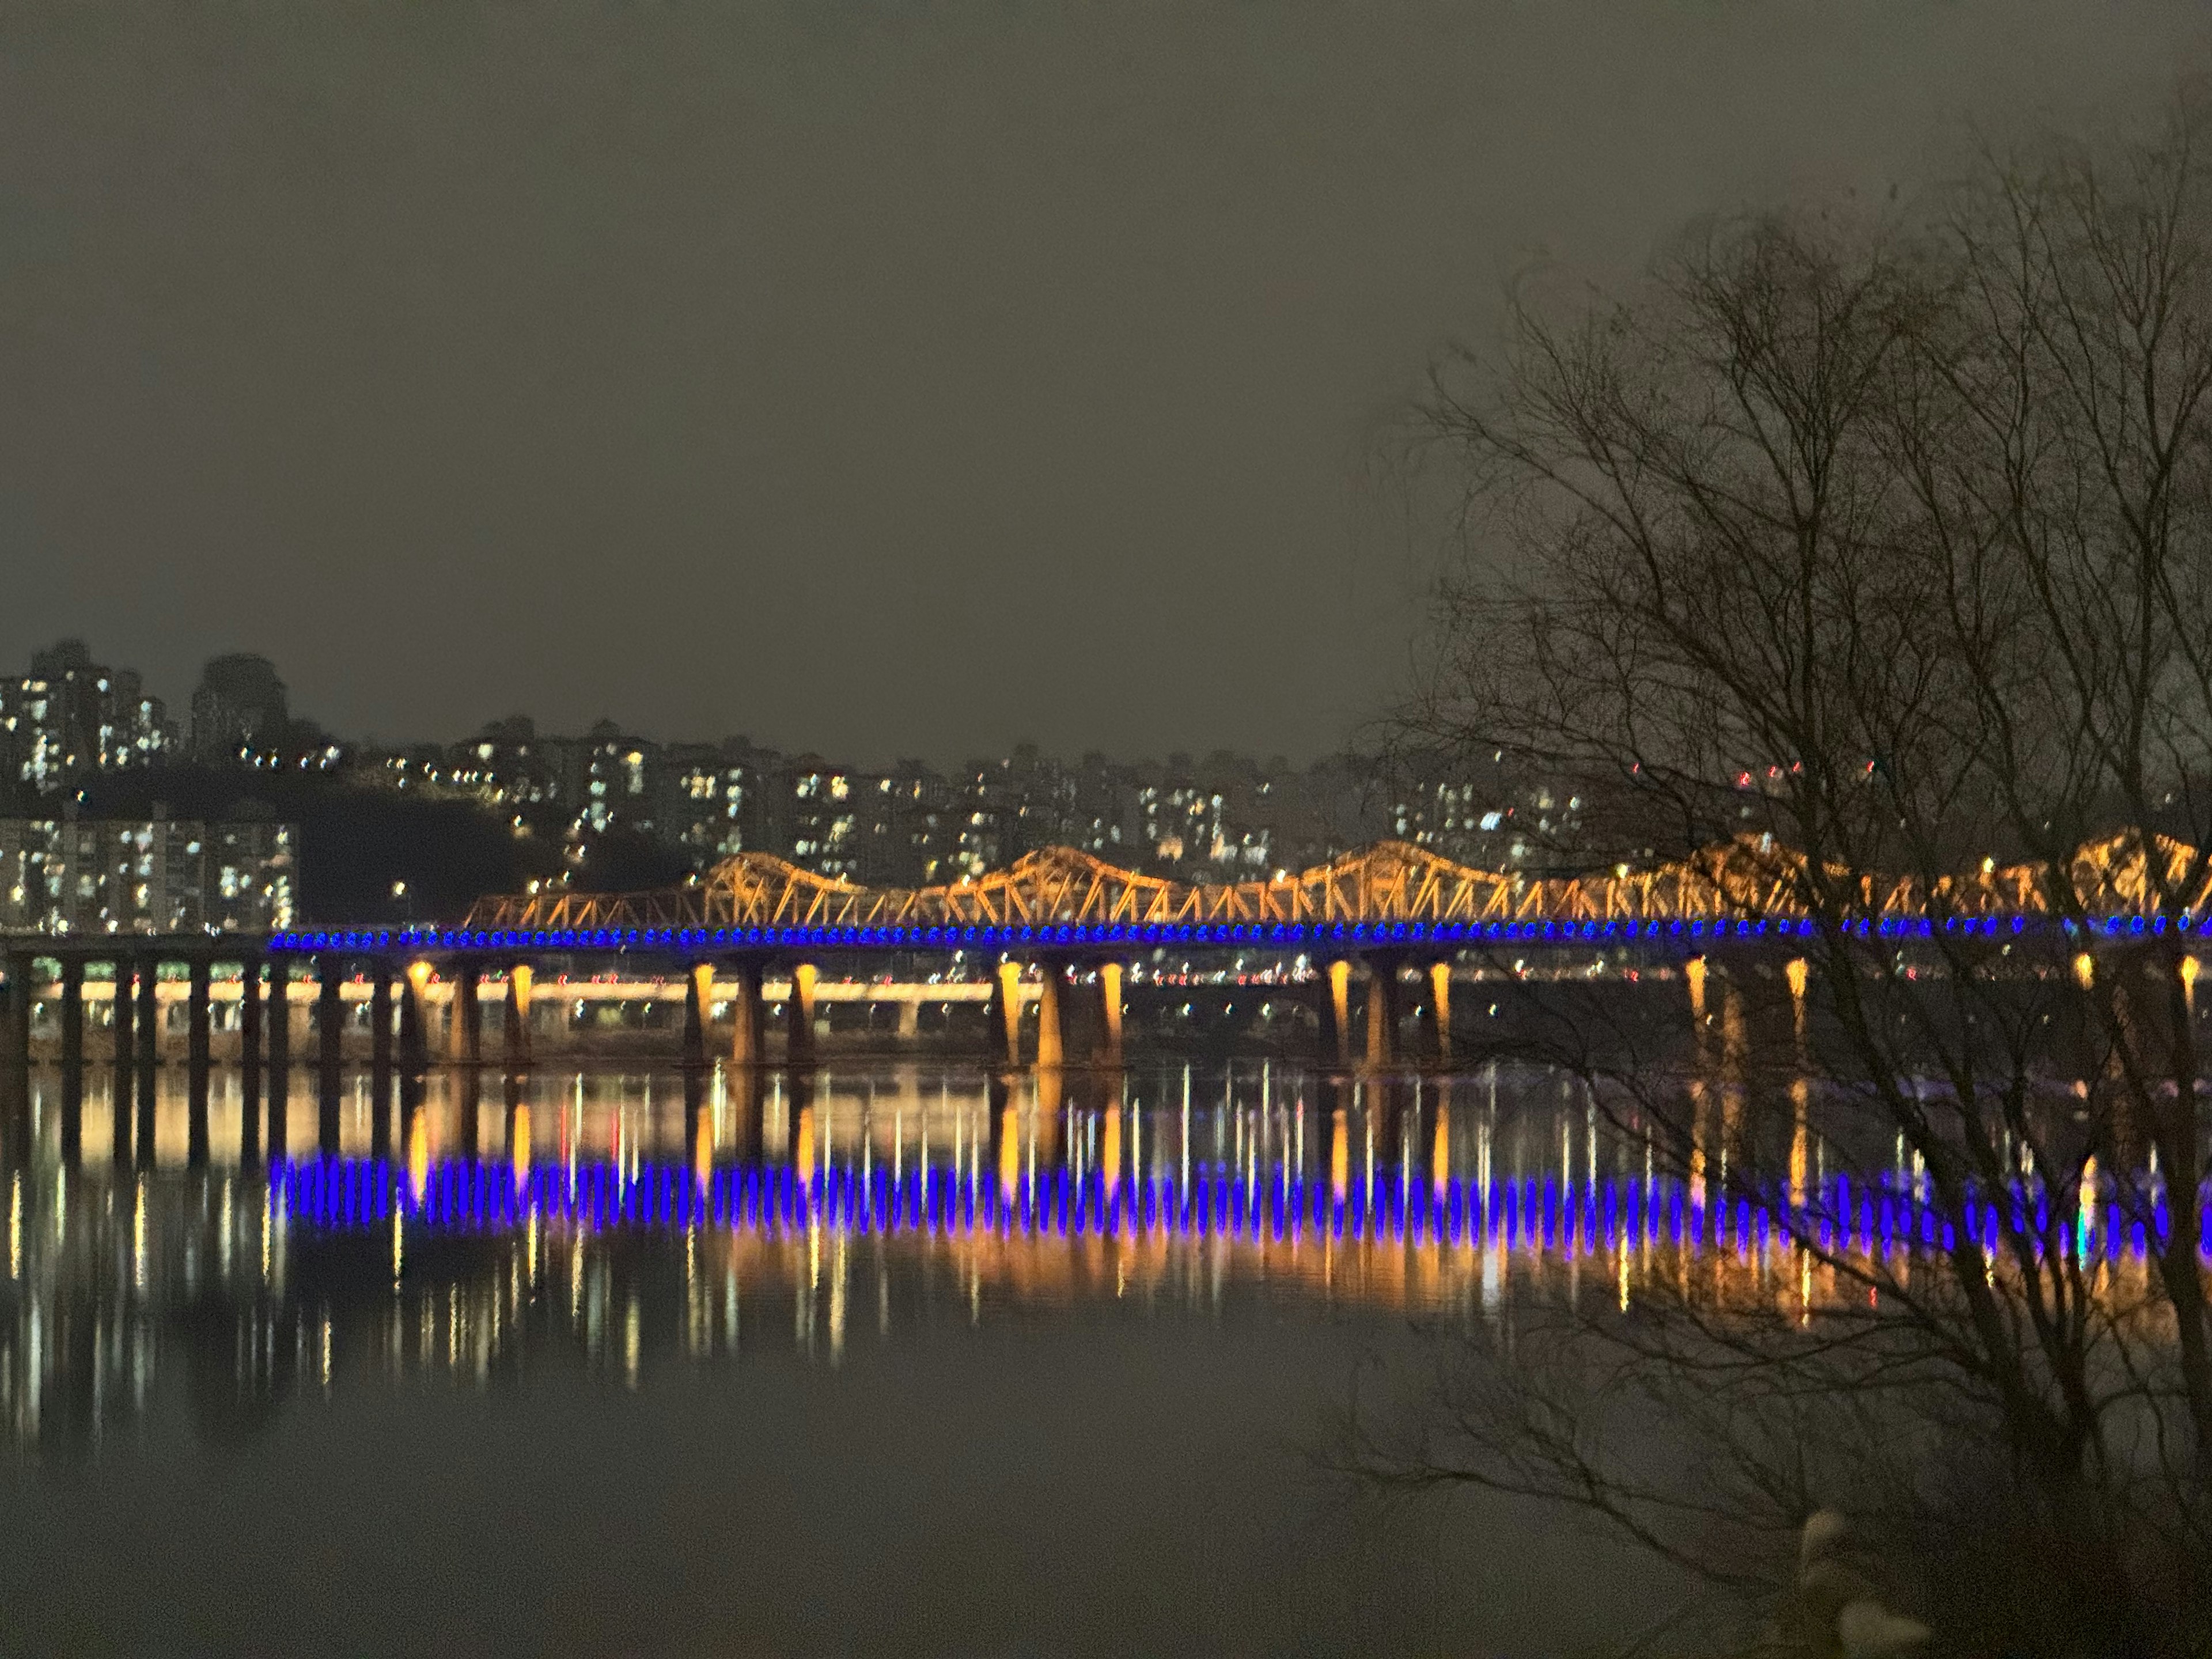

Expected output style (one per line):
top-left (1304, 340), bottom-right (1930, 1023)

top-left (418, 832), bottom-right (2212, 950)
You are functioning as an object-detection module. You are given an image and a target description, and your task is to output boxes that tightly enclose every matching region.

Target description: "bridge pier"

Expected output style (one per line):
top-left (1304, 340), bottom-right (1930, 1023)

top-left (726, 961), bottom-right (763, 1067)
top-left (109, 963), bottom-right (134, 1166)
top-left (1036, 960), bottom-right (1116, 1067)
top-left (57, 957), bottom-right (83, 1160)
top-left (370, 961), bottom-right (392, 1080)
top-left (241, 955), bottom-right (263, 1076)
top-left (507, 963), bottom-right (534, 1069)
top-left (134, 959), bottom-right (157, 1168)
top-left (1427, 960), bottom-right (1453, 1063)
top-left (685, 963), bottom-right (712, 1068)
top-left (240, 960), bottom-right (263, 1163)
top-left (1099, 962), bottom-right (1124, 1068)
top-left (0, 954), bottom-right (29, 1128)
top-left (316, 956), bottom-right (344, 1073)
top-left (1363, 954), bottom-right (1406, 1070)
top-left (187, 957), bottom-right (211, 1166)
top-left (449, 965), bottom-right (481, 1065)
top-left (402, 960), bottom-right (429, 1072)
top-left (1319, 959), bottom-right (1354, 1068)
top-left (1035, 961), bottom-right (1066, 1069)
top-left (266, 957), bottom-right (289, 1159)
top-left (990, 961), bottom-right (1023, 1066)
top-left (266, 957), bottom-right (289, 1073)
top-left (112, 960), bottom-right (135, 1073)
top-left (786, 962), bottom-right (819, 1067)
top-left (59, 950), bottom-right (84, 1084)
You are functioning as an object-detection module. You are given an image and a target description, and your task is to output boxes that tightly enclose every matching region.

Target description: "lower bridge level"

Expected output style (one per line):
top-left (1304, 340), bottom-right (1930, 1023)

top-left (0, 948), bottom-right (1562, 1092)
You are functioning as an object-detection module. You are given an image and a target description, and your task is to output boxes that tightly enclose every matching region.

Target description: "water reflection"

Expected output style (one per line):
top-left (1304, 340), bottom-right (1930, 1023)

top-left (0, 1058), bottom-right (2048, 1458)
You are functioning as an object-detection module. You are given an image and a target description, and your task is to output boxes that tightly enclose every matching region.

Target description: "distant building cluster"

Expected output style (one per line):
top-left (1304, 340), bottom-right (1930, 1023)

top-left (0, 808), bottom-right (295, 935)
top-left (388, 725), bottom-right (1580, 886)
top-left (0, 639), bottom-right (172, 791)
top-left (0, 639), bottom-right (338, 794)
top-left (0, 638), bottom-right (1584, 910)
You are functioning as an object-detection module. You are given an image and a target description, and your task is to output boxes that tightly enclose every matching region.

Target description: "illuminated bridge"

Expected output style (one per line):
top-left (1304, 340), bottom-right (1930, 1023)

top-left (8, 834), bottom-right (2209, 1104)
top-left (266, 830), bottom-right (2212, 1066)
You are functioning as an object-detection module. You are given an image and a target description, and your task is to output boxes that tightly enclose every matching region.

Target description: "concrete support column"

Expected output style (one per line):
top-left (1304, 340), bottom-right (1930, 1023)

top-left (402, 960), bottom-right (429, 1071)
top-left (1100, 962), bottom-right (1124, 1069)
top-left (895, 994), bottom-right (919, 1040)
top-left (58, 955), bottom-right (84, 1092)
top-left (112, 961), bottom-right (135, 1071)
top-left (57, 957), bottom-right (83, 1160)
top-left (239, 960), bottom-right (262, 1163)
top-left (726, 961), bottom-right (762, 1067)
top-left (112, 999), bottom-right (135, 1168)
top-left (266, 959), bottom-right (289, 1074)
top-left (265, 957), bottom-right (289, 1161)
top-left (0, 954), bottom-right (31, 1126)
top-left (506, 963), bottom-right (534, 1069)
top-left (1321, 959), bottom-right (1354, 1068)
top-left (370, 961), bottom-right (392, 1078)
top-left (111, 961), bottom-right (135, 1166)
top-left (187, 957), bottom-right (211, 1166)
top-left (685, 963), bottom-right (711, 1068)
top-left (240, 959), bottom-right (263, 1081)
top-left (1428, 960), bottom-right (1453, 1063)
top-left (1035, 961), bottom-right (1065, 1070)
top-left (449, 965), bottom-right (480, 1065)
top-left (318, 968), bottom-right (343, 1097)
top-left (1363, 957), bottom-right (1402, 1071)
top-left (186, 959), bottom-right (210, 1072)
top-left (991, 961), bottom-right (1023, 1066)
top-left (134, 961), bottom-right (157, 1168)
top-left (785, 962), bottom-right (819, 1067)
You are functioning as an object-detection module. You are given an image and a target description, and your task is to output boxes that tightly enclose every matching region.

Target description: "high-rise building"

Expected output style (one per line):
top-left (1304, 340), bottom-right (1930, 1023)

top-left (0, 639), bottom-right (172, 791)
top-left (0, 806), bottom-right (296, 934)
top-left (658, 740), bottom-right (754, 861)
top-left (189, 653), bottom-right (290, 762)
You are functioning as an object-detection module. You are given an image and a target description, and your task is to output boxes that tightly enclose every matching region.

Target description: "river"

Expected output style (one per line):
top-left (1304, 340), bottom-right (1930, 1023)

top-left (0, 1060), bottom-right (1686, 1656)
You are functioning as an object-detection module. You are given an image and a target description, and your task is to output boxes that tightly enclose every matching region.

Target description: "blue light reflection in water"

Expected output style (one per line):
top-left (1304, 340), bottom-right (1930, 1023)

top-left (271, 1156), bottom-right (2206, 1267)
top-left (0, 1058), bottom-right (2188, 1654)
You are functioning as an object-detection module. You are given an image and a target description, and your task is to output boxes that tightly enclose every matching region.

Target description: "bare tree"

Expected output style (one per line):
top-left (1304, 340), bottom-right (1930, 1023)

top-left (1376, 97), bottom-right (2212, 1656)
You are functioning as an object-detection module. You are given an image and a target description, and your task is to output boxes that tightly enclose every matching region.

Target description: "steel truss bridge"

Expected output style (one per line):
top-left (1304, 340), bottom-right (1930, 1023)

top-left (268, 831), bottom-right (2212, 959)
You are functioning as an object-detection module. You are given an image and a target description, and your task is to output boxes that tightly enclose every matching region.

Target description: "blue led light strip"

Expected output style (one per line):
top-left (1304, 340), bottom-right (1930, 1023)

top-left (261, 912), bottom-right (2135, 955)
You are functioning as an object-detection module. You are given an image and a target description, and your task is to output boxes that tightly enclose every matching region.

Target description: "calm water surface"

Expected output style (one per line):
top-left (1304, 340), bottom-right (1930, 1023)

top-left (0, 1062), bottom-right (1684, 1656)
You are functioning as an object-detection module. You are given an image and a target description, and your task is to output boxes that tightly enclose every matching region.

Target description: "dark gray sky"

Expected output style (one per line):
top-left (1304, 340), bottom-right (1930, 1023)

top-left (2, 2), bottom-right (2201, 764)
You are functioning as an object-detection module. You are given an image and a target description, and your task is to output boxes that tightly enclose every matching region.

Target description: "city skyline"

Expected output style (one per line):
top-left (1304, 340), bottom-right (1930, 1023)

top-left (6, 2), bottom-right (2199, 766)
top-left (0, 635), bottom-right (1549, 920)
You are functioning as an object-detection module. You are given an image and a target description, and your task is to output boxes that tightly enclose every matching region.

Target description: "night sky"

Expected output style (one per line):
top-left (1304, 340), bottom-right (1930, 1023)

top-left (2, 1), bottom-right (2200, 764)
